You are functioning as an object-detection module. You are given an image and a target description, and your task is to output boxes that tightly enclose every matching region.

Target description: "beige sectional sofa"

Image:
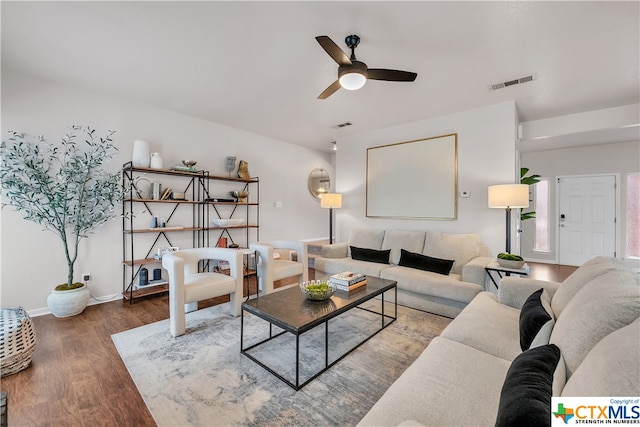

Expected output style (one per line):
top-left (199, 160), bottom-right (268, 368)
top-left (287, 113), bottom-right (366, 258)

top-left (314, 228), bottom-right (492, 317)
top-left (357, 256), bottom-right (640, 426)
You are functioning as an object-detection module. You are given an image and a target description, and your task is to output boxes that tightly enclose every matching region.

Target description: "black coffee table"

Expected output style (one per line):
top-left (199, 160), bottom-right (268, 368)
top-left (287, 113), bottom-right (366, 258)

top-left (240, 276), bottom-right (397, 390)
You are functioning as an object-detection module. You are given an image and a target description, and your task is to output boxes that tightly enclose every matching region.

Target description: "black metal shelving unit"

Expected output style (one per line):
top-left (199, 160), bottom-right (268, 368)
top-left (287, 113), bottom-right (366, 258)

top-left (121, 162), bottom-right (259, 303)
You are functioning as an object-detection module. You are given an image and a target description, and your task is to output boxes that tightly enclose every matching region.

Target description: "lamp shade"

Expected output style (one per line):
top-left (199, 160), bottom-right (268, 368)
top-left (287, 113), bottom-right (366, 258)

top-left (488, 184), bottom-right (529, 209)
top-left (320, 193), bottom-right (342, 209)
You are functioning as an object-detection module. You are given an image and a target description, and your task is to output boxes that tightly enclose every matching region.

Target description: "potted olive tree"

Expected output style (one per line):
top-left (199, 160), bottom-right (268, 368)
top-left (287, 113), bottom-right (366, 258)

top-left (0, 126), bottom-right (123, 317)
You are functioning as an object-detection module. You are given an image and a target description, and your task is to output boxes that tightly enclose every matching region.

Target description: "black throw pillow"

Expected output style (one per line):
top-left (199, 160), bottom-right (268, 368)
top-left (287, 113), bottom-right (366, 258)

top-left (398, 249), bottom-right (454, 275)
top-left (350, 246), bottom-right (390, 264)
top-left (495, 344), bottom-right (561, 427)
top-left (519, 289), bottom-right (553, 351)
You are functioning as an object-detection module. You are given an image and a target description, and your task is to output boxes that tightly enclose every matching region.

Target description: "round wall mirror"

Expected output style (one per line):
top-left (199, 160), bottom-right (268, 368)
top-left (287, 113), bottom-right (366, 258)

top-left (308, 168), bottom-right (330, 199)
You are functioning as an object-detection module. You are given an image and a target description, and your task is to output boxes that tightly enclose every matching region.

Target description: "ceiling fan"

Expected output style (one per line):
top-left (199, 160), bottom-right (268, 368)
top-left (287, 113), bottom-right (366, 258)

top-left (315, 34), bottom-right (418, 99)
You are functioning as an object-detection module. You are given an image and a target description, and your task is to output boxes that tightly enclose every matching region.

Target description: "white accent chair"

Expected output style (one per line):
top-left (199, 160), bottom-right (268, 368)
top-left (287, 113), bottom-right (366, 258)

top-left (250, 240), bottom-right (308, 294)
top-left (162, 247), bottom-right (244, 337)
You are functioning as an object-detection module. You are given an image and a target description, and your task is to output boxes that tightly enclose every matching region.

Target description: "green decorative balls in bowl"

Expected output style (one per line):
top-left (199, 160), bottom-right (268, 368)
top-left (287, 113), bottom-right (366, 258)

top-left (497, 253), bottom-right (525, 269)
top-left (299, 280), bottom-right (336, 301)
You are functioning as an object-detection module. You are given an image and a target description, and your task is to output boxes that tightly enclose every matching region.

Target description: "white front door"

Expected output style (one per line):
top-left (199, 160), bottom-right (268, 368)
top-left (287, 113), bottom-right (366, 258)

top-left (558, 175), bottom-right (617, 266)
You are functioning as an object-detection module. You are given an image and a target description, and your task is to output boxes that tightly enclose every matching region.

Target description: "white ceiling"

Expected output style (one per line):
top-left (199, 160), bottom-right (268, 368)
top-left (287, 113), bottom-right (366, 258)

top-left (2, 1), bottom-right (639, 153)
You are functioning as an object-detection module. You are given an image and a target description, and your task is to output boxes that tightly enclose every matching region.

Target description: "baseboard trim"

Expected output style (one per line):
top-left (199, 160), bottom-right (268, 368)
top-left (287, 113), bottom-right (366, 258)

top-left (27, 293), bottom-right (122, 318)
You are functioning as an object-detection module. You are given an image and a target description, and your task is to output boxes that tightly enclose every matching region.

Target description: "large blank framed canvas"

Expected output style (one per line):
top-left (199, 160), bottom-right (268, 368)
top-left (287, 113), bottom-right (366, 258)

top-left (366, 133), bottom-right (457, 219)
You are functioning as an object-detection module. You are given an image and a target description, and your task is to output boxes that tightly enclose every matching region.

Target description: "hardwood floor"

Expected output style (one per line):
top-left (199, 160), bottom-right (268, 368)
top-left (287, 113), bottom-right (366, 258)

top-left (527, 262), bottom-right (577, 283)
top-left (1, 263), bottom-right (575, 426)
top-left (2, 296), bottom-right (163, 427)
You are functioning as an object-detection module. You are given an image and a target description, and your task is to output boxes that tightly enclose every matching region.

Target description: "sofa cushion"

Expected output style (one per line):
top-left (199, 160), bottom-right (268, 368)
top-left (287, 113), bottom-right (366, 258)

top-left (357, 337), bottom-right (512, 427)
top-left (498, 277), bottom-right (561, 310)
top-left (350, 246), bottom-right (390, 264)
top-left (562, 319), bottom-right (640, 397)
top-left (347, 228), bottom-right (385, 256)
top-left (423, 231), bottom-right (482, 275)
top-left (495, 344), bottom-right (563, 427)
top-left (380, 266), bottom-right (482, 305)
top-left (398, 249), bottom-right (454, 275)
top-left (439, 292), bottom-right (522, 360)
top-left (381, 230), bottom-right (425, 265)
top-left (519, 289), bottom-right (554, 351)
top-left (550, 268), bottom-right (640, 378)
top-left (551, 256), bottom-right (626, 317)
top-left (314, 257), bottom-right (392, 277)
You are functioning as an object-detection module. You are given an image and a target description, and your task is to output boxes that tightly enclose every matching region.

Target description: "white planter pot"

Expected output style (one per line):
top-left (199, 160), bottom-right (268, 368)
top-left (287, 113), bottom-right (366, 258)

top-left (47, 284), bottom-right (90, 318)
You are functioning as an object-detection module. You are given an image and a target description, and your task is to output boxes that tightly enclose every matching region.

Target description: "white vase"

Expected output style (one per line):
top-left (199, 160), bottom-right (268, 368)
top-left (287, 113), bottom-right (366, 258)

top-left (47, 284), bottom-right (90, 318)
top-left (150, 152), bottom-right (164, 169)
top-left (132, 140), bottom-right (150, 167)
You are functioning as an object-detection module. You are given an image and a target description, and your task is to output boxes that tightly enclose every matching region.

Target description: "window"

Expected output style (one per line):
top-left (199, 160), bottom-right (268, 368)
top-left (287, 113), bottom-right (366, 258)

top-left (626, 174), bottom-right (640, 258)
top-left (534, 178), bottom-right (549, 252)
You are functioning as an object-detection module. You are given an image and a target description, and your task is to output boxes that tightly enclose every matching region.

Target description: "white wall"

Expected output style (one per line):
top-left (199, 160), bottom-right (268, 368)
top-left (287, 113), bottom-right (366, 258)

top-left (520, 140), bottom-right (640, 264)
top-left (334, 101), bottom-right (518, 256)
top-left (1, 70), bottom-right (332, 313)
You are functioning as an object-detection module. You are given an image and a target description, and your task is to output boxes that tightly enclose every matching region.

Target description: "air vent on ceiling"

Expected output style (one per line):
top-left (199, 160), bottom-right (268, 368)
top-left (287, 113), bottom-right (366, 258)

top-left (488, 74), bottom-right (536, 91)
top-left (332, 122), bottom-right (352, 129)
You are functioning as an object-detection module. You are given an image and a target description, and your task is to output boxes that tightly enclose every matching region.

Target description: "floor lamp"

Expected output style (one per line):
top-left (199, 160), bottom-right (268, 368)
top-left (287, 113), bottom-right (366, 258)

top-left (488, 184), bottom-right (529, 253)
top-left (320, 193), bottom-right (342, 244)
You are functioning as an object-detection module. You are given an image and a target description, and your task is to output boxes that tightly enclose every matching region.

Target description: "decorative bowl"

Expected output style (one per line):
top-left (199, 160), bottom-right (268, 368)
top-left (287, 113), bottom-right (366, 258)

top-left (299, 280), bottom-right (336, 301)
top-left (211, 218), bottom-right (245, 227)
top-left (230, 190), bottom-right (249, 199)
top-left (497, 258), bottom-right (525, 269)
top-left (182, 160), bottom-right (197, 167)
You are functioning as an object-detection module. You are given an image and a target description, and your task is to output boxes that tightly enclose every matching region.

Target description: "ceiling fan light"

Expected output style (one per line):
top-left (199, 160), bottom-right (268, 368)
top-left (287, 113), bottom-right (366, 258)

top-left (339, 72), bottom-right (366, 90)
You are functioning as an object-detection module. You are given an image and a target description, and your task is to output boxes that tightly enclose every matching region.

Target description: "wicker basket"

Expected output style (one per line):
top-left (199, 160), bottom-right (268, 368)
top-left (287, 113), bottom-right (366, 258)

top-left (0, 307), bottom-right (37, 377)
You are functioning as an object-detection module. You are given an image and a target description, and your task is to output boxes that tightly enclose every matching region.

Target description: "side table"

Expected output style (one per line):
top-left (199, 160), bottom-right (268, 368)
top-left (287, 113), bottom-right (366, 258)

top-left (485, 261), bottom-right (530, 290)
top-left (237, 248), bottom-right (258, 301)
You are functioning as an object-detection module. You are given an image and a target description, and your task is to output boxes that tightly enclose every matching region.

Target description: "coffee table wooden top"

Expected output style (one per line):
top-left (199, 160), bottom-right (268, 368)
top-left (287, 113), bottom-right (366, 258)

top-left (241, 276), bottom-right (396, 334)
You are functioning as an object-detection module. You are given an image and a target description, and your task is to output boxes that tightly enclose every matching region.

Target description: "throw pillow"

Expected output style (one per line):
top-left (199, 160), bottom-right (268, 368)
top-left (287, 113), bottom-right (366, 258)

top-left (398, 249), bottom-right (454, 275)
top-left (519, 288), bottom-right (554, 351)
top-left (350, 246), bottom-right (391, 264)
top-left (495, 344), bottom-right (562, 427)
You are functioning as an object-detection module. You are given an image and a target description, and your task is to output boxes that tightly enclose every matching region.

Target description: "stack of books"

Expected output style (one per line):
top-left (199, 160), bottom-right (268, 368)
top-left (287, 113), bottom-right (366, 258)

top-left (171, 165), bottom-right (198, 173)
top-left (329, 272), bottom-right (367, 292)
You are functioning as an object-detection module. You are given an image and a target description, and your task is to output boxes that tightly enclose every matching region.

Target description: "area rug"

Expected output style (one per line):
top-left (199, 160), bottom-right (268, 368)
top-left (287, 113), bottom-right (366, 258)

top-left (112, 300), bottom-right (451, 427)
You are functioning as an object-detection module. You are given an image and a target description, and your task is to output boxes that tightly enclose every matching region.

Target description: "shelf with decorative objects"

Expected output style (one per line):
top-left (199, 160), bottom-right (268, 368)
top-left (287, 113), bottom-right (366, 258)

top-left (121, 161), bottom-right (260, 303)
top-left (122, 162), bottom-right (207, 302)
top-left (201, 173), bottom-right (260, 251)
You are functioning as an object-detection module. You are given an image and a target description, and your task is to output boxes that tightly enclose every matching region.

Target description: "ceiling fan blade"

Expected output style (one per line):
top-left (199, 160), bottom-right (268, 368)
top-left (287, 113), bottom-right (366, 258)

top-left (368, 69), bottom-right (417, 82)
top-left (318, 80), bottom-right (341, 99)
top-left (316, 36), bottom-right (352, 66)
